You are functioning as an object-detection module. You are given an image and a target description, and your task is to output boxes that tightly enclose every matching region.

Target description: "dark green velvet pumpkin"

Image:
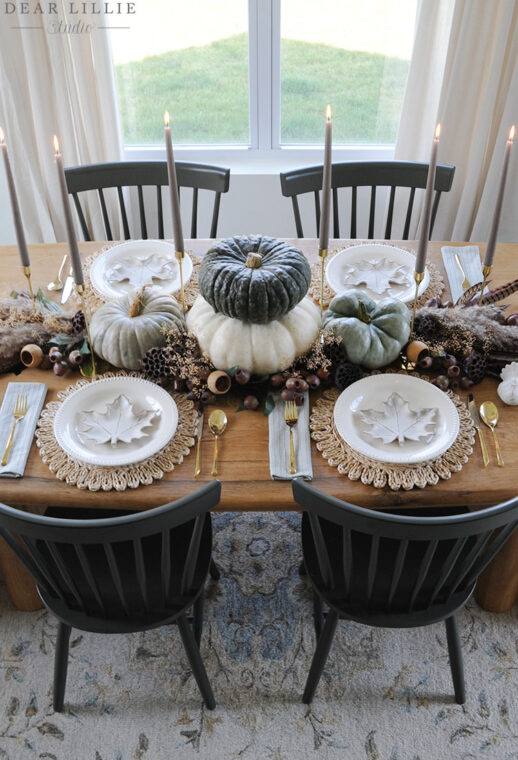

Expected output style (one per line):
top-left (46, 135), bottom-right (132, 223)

top-left (198, 235), bottom-right (311, 324)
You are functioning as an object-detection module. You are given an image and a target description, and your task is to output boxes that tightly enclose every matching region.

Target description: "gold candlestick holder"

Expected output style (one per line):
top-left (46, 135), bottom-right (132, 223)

top-left (22, 265), bottom-right (36, 305)
top-left (75, 283), bottom-right (97, 381)
top-left (176, 250), bottom-right (186, 313)
top-left (478, 264), bottom-right (492, 306)
top-left (410, 270), bottom-right (424, 338)
top-left (318, 248), bottom-right (328, 317)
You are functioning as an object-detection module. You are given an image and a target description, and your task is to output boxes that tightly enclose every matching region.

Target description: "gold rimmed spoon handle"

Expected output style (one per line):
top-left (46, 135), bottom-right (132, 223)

top-left (211, 435), bottom-right (218, 476)
top-left (490, 428), bottom-right (504, 467)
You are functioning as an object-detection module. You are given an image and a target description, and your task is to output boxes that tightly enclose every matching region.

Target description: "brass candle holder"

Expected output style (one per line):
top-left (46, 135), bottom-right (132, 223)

top-left (176, 250), bottom-right (186, 313)
top-left (410, 270), bottom-right (424, 338)
top-left (318, 248), bottom-right (328, 317)
top-left (478, 264), bottom-right (492, 306)
top-left (75, 283), bottom-right (97, 380)
top-left (22, 265), bottom-right (36, 305)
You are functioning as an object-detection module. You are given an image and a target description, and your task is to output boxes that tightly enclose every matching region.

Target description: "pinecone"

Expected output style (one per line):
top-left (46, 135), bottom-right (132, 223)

top-left (72, 310), bottom-right (86, 334)
top-left (335, 361), bottom-right (364, 391)
top-left (462, 351), bottom-right (487, 384)
top-left (141, 346), bottom-right (172, 381)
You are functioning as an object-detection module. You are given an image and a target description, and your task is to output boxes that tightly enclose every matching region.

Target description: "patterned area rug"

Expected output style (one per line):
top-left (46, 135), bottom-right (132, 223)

top-left (0, 512), bottom-right (517, 760)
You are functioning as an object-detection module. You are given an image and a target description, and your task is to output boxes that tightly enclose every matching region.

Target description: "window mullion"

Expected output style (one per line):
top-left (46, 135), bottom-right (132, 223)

top-left (271, 0), bottom-right (281, 149)
top-left (251, 0), bottom-right (274, 151)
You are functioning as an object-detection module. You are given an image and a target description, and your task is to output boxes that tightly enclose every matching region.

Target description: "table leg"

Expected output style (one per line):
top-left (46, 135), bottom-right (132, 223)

top-left (0, 536), bottom-right (42, 611)
top-left (475, 529), bottom-right (518, 613)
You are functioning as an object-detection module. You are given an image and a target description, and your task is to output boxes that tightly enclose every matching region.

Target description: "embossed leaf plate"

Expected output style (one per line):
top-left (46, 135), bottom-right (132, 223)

top-left (54, 377), bottom-right (178, 466)
top-left (325, 243), bottom-right (430, 302)
top-left (90, 240), bottom-right (193, 301)
top-left (333, 374), bottom-right (459, 464)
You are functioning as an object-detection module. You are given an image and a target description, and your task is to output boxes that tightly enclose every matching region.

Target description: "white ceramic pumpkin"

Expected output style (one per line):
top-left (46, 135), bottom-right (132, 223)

top-left (90, 289), bottom-right (185, 370)
top-left (186, 295), bottom-right (321, 375)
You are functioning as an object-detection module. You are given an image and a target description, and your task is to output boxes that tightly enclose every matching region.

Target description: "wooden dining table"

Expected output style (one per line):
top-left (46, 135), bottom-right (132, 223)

top-left (0, 239), bottom-right (517, 614)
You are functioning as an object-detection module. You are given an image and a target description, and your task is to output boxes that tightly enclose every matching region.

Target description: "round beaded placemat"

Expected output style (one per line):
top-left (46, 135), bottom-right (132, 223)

top-left (309, 242), bottom-right (444, 310)
top-left (310, 374), bottom-right (474, 491)
top-left (81, 244), bottom-right (203, 314)
top-left (35, 372), bottom-right (197, 491)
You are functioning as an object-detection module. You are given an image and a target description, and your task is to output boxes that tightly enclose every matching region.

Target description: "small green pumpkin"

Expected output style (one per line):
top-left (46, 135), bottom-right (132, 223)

top-left (198, 234), bottom-right (311, 324)
top-left (90, 289), bottom-right (185, 370)
top-left (323, 290), bottom-right (410, 369)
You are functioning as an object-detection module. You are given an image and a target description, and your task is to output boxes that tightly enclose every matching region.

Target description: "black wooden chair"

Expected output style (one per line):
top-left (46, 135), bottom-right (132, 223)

top-left (292, 479), bottom-right (518, 705)
top-left (0, 482), bottom-right (221, 711)
top-left (65, 161), bottom-right (230, 241)
top-left (280, 161), bottom-right (455, 239)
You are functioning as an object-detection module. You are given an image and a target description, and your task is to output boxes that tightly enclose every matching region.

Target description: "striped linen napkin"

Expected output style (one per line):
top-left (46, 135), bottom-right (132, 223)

top-left (0, 382), bottom-right (47, 478)
top-left (441, 245), bottom-right (484, 304)
top-left (268, 392), bottom-right (313, 480)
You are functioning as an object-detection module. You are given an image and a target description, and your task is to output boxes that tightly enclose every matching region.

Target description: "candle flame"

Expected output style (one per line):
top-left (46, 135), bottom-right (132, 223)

top-left (52, 134), bottom-right (60, 154)
top-left (509, 125), bottom-right (516, 142)
top-left (164, 110), bottom-right (170, 127)
top-left (0, 126), bottom-right (4, 144)
top-left (435, 123), bottom-right (441, 139)
top-left (325, 104), bottom-right (332, 121)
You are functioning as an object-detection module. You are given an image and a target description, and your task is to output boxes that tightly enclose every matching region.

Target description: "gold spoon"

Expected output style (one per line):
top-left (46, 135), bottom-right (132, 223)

top-left (208, 409), bottom-right (227, 476)
top-left (480, 401), bottom-right (504, 467)
top-left (48, 254), bottom-right (68, 292)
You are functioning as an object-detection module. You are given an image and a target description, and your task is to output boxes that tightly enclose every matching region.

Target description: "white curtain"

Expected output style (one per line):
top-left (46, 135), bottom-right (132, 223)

top-left (395, 0), bottom-right (518, 243)
top-left (0, 3), bottom-right (123, 243)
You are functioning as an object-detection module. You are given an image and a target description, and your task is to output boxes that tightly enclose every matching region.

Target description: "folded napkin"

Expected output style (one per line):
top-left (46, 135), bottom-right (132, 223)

top-left (268, 392), bottom-right (313, 480)
top-left (0, 382), bottom-right (47, 478)
top-left (441, 245), bottom-right (484, 304)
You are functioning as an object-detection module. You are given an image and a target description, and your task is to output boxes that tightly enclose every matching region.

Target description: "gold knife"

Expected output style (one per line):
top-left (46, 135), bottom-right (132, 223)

top-left (194, 409), bottom-right (204, 478)
top-left (467, 393), bottom-right (489, 467)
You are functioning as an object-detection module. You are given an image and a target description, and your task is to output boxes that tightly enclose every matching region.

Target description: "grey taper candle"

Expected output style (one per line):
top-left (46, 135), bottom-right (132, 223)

top-left (0, 127), bottom-right (30, 268)
top-left (483, 125), bottom-right (515, 268)
top-left (319, 105), bottom-right (332, 251)
top-left (415, 123), bottom-right (441, 274)
top-left (164, 111), bottom-right (184, 253)
top-left (53, 135), bottom-right (83, 286)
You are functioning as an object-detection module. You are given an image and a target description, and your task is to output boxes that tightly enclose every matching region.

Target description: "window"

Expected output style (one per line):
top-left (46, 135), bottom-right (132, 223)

top-left (110, 0), bottom-right (417, 163)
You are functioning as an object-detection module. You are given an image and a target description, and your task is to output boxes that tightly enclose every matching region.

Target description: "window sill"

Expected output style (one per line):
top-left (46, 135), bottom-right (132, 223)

top-left (123, 144), bottom-right (396, 174)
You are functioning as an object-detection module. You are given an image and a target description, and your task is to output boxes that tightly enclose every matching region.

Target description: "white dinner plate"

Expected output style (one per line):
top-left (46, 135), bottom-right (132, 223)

top-left (90, 240), bottom-right (193, 301)
top-left (333, 374), bottom-right (459, 465)
top-left (325, 243), bottom-right (430, 302)
top-left (53, 377), bottom-right (178, 466)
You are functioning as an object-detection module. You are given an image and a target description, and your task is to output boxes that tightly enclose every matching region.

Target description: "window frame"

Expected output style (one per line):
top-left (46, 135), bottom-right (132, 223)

top-left (122, 0), bottom-right (397, 170)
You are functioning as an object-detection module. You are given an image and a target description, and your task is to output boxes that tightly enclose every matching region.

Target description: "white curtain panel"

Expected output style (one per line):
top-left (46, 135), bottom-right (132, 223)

top-left (0, 5), bottom-right (123, 244)
top-left (394, 0), bottom-right (518, 243)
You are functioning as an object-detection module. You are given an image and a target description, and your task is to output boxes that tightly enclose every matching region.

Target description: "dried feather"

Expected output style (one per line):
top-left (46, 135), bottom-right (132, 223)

top-left (480, 278), bottom-right (518, 306)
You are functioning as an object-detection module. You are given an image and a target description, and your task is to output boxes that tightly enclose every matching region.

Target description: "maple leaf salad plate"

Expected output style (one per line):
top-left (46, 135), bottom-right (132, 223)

top-left (325, 243), bottom-right (430, 302)
top-left (90, 240), bottom-right (194, 301)
top-left (53, 377), bottom-right (178, 466)
top-left (333, 375), bottom-right (460, 465)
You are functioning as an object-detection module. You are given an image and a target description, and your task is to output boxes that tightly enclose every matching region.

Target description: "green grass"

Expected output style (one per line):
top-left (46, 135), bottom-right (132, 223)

top-left (115, 34), bottom-right (410, 145)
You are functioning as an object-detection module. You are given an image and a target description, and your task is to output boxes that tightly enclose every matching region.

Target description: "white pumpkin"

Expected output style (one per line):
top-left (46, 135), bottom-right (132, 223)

top-left (186, 295), bottom-right (321, 375)
top-left (90, 289), bottom-right (185, 370)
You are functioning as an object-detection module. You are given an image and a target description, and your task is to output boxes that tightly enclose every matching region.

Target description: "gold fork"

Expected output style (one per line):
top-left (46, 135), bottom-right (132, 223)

top-left (454, 253), bottom-right (471, 291)
top-left (284, 400), bottom-right (298, 475)
top-left (1, 394), bottom-right (28, 466)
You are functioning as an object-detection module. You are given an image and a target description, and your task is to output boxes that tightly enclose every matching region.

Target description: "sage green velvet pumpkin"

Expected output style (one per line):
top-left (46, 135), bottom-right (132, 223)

top-left (90, 290), bottom-right (185, 370)
top-left (198, 234), bottom-right (311, 324)
top-left (322, 289), bottom-right (410, 369)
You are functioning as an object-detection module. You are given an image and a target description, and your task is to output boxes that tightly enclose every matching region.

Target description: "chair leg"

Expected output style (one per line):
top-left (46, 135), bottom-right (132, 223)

top-left (177, 614), bottom-right (216, 710)
top-left (445, 615), bottom-right (466, 704)
top-left (193, 593), bottom-right (204, 647)
top-left (209, 559), bottom-right (220, 581)
top-left (302, 608), bottom-right (339, 704)
top-left (299, 560), bottom-right (307, 576)
top-left (53, 622), bottom-right (71, 712)
top-left (313, 591), bottom-right (324, 640)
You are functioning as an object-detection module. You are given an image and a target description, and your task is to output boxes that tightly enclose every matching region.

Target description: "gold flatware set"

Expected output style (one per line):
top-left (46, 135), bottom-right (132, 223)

top-left (467, 393), bottom-right (504, 467)
top-left (284, 400), bottom-right (299, 475)
top-left (1, 394), bottom-right (28, 467)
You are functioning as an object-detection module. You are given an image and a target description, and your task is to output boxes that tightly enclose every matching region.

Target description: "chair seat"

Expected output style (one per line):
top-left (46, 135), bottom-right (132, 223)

top-left (39, 507), bottom-right (212, 634)
top-left (301, 513), bottom-right (474, 628)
